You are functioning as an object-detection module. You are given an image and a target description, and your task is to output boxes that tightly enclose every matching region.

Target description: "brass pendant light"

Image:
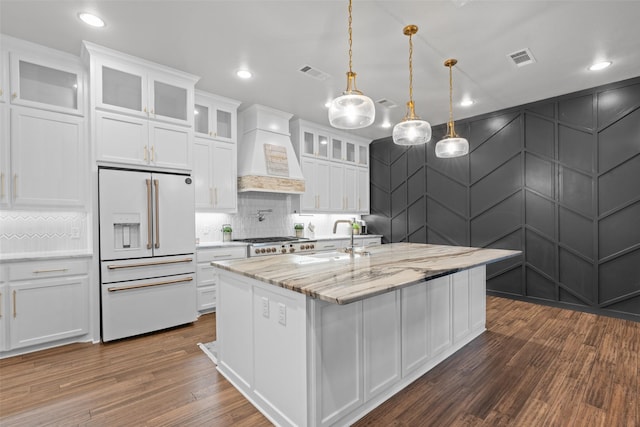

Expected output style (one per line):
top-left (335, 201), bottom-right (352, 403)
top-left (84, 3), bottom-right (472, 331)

top-left (328, 0), bottom-right (375, 129)
top-left (435, 59), bottom-right (469, 158)
top-left (392, 25), bottom-right (431, 146)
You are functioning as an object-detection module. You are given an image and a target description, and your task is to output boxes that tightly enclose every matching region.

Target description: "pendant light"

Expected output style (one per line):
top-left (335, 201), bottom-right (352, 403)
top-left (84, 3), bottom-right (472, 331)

top-left (328, 0), bottom-right (375, 129)
top-left (393, 25), bottom-right (431, 146)
top-left (435, 59), bottom-right (469, 158)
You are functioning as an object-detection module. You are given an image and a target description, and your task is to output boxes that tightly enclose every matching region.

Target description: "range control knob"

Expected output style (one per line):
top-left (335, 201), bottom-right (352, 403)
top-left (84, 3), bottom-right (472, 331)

top-left (281, 248), bottom-right (287, 254)
top-left (289, 248), bottom-right (295, 253)
top-left (255, 248), bottom-right (260, 254)
top-left (310, 244), bottom-right (315, 249)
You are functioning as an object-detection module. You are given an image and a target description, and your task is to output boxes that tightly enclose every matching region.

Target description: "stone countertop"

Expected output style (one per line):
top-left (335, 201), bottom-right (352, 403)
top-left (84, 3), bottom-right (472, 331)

top-left (197, 241), bottom-right (249, 249)
top-left (311, 234), bottom-right (383, 241)
top-left (0, 250), bottom-right (93, 263)
top-left (212, 242), bottom-right (521, 305)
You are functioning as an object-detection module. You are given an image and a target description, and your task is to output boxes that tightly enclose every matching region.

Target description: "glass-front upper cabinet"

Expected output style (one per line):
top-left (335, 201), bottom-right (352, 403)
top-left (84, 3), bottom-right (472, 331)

top-left (193, 91), bottom-right (240, 142)
top-left (358, 144), bottom-right (368, 166)
top-left (0, 47), bottom-right (8, 104)
top-left (9, 51), bottom-right (84, 116)
top-left (317, 133), bottom-right (329, 158)
top-left (331, 138), bottom-right (343, 161)
top-left (346, 141), bottom-right (356, 163)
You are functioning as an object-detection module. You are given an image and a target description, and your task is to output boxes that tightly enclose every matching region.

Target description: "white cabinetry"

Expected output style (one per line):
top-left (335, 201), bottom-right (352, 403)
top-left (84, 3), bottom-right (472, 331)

top-left (1, 258), bottom-right (90, 356)
top-left (83, 42), bottom-right (199, 171)
top-left (10, 107), bottom-right (85, 207)
top-left (291, 119), bottom-right (370, 214)
top-left (0, 269), bottom-right (6, 351)
top-left (0, 36), bottom-right (87, 210)
top-left (192, 91), bottom-right (240, 212)
top-left (196, 246), bottom-right (246, 312)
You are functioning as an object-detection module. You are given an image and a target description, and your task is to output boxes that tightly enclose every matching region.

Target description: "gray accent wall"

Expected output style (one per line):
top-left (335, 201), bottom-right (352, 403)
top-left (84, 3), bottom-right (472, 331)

top-left (366, 76), bottom-right (640, 322)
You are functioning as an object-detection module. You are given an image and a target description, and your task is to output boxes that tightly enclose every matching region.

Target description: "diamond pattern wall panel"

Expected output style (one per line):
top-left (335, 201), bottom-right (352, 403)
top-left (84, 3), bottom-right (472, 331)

top-left (366, 76), bottom-right (640, 322)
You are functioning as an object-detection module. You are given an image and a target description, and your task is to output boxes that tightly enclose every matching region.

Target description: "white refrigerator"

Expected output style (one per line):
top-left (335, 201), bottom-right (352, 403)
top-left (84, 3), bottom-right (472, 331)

top-left (99, 168), bottom-right (196, 341)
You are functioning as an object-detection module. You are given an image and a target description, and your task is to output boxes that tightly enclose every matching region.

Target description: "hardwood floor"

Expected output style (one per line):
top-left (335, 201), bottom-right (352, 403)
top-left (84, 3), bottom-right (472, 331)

top-left (1, 296), bottom-right (638, 426)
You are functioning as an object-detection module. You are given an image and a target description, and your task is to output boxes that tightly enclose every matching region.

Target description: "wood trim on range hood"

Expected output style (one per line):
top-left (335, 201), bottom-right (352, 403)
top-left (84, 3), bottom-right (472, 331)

top-left (237, 105), bottom-right (306, 194)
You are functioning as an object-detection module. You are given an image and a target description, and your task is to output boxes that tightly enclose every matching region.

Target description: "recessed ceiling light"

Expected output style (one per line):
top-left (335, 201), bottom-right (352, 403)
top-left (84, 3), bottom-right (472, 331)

top-left (236, 70), bottom-right (252, 79)
top-left (78, 12), bottom-right (105, 28)
top-left (460, 99), bottom-right (474, 107)
top-left (588, 61), bottom-right (612, 71)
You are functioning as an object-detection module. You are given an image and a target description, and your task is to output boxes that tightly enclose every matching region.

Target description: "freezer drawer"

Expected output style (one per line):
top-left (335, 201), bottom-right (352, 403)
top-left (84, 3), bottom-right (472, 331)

top-left (101, 273), bottom-right (196, 341)
top-left (101, 254), bottom-right (194, 284)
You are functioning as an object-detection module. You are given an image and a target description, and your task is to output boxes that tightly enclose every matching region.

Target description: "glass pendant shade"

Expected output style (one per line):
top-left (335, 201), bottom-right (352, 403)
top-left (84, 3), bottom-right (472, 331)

top-left (435, 136), bottom-right (469, 158)
top-left (393, 119), bottom-right (431, 145)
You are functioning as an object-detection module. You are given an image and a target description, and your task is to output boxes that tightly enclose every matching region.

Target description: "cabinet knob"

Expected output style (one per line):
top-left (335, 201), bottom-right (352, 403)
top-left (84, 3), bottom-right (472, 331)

top-left (12, 92), bottom-right (17, 99)
top-left (0, 88), bottom-right (3, 96)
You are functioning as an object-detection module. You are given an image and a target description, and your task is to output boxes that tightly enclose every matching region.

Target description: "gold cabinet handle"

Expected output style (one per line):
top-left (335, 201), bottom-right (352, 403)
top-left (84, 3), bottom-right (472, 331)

top-left (144, 146), bottom-right (149, 161)
top-left (0, 291), bottom-right (2, 318)
top-left (0, 88), bottom-right (3, 96)
top-left (107, 257), bottom-right (193, 270)
top-left (1, 172), bottom-right (5, 199)
top-left (108, 276), bottom-right (193, 292)
top-left (144, 107), bottom-right (147, 114)
top-left (12, 92), bottom-right (17, 99)
top-left (151, 146), bottom-right (155, 162)
top-left (13, 290), bottom-right (17, 318)
top-left (13, 174), bottom-right (17, 198)
top-left (209, 187), bottom-right (213, 205)
top-left (358, 198), bottom-right (361, 211)
top-left (154, 179), bottom-right (160, 249)
top-left (146, 179), bottom-right (152, 249)
top-left (33, 268), bottom-right (68, 274)
top-left (214, 188), bottom-right (218, 206)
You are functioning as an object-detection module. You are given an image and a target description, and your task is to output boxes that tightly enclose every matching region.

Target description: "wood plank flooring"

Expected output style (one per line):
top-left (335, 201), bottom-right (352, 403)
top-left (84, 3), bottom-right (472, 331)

top-left (1, 296), bottom-right (638, 426)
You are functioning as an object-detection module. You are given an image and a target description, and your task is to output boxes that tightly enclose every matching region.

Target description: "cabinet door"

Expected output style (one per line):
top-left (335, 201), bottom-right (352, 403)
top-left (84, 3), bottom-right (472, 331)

top-left (212, 141), bottom-right (236, 211)
top-left (0, 48), bottom-right (7, 104)
top-left (9, 276), bottom-right (89, 349)
top-left (9, 52), bottom-right (83, 116)
top-left (358, 144), bottom-right (368, 166)
top-left (329, 163), bottom-right (344, 211)
top-left (345, 142), bottom-right (356, 163)
top-left (213, 106), bottom-right (234, 141)
top-left (0, 104), bottom-right (9, 208)
top-left (317, 133), bottom-right (329, 158)
top-left (0, 283), bottom-right (6, 351)
top-left (95, 58), bottom-right (147, 117)
top-left (149, 122), bottom-right (191, 171)
top-left (316, 160), bottom-right (331, 211)
top-left (331, 137), bottom-right (343, 162)
top-left (302, 130), bottom-right (315, 156)
top-left (429, 276), bottom-right (452, 356)
top-left (149, 74), bottom-right (192, 126)
top-left (10, 107), bottom-right (85, 207)
top-left (344, 166), bottom-right (357, 212)
top-left (301, 157), bottom-right (318, 211)
top-left (357, 167), bottom-right (369, 214)
top-left (96, 110), bottom-right (149, 167)
top-left (193, 138), bottom-right (214, 209)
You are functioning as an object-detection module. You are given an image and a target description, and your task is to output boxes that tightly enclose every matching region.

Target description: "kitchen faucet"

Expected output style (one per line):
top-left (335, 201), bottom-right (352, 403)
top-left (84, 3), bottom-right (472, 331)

top-left (333, 218), bottom-right (356, 255)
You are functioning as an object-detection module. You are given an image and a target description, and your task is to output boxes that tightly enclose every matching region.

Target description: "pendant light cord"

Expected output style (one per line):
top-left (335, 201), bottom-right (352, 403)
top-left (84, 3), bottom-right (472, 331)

top-left (408, 31), bottom-right (414, 104)
top-left (348, 0), bottom-right (353, 74)
top-left (448, 63), bottom-right (453, 124)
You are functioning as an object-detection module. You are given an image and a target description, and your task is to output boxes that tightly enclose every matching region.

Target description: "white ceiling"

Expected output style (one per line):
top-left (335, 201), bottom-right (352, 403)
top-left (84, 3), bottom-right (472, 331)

top-left (2, 1), bottom-right (639, 141)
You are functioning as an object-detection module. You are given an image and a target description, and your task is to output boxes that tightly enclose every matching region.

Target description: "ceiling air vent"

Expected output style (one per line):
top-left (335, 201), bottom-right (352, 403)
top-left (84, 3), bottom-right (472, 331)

top-left (507, 48), bottom-right (536, 67)
top-left (376, 98), bottom-right (397, 109)
top-left (299, 65), bottom-right (330, 81)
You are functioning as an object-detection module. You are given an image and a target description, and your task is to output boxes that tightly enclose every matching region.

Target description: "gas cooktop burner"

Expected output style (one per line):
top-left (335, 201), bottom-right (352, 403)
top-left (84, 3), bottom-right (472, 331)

top-left (234, 236), bottom-right (309, 244)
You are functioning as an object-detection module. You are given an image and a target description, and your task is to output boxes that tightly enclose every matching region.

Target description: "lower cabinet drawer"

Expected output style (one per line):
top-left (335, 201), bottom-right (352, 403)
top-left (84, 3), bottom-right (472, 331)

top-left (197, 286), bottom-right (217, 312)
top-left (9, 258), bottom-right (89, 281)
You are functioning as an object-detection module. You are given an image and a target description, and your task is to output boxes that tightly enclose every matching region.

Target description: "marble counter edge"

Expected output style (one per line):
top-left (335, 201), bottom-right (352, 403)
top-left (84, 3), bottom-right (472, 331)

top-left (0, 251), bottom-right (94, 263)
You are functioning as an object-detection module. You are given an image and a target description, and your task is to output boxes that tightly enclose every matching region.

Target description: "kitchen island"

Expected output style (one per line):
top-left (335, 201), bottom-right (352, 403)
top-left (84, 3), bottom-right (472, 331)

top-left (212, 243), bottom-right (520, 427)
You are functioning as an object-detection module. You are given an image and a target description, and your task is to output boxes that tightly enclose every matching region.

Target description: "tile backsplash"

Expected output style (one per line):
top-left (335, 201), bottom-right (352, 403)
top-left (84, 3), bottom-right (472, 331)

top-left (196, 193), bottom-right (361, 243)
top-left (0, 210), bottom-right (89, 255)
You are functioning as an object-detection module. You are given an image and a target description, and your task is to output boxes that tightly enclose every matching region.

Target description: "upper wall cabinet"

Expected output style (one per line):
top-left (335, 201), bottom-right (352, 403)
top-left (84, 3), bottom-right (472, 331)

top-left (291, 119), bottom-right (369, 166)
top-left (1, 35), bottom-right (85, 116)
top-left (194, 90), bottom-right (240, 143)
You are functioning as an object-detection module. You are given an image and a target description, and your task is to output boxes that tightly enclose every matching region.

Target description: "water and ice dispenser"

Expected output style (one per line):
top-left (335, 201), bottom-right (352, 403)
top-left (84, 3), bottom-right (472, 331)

top-left (112, 213), bottom-right (141, 250)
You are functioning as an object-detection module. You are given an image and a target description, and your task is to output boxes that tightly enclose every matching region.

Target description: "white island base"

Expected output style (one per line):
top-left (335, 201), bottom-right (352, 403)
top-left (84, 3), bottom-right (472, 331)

top-left (216, 266), bottom-right (486, 427)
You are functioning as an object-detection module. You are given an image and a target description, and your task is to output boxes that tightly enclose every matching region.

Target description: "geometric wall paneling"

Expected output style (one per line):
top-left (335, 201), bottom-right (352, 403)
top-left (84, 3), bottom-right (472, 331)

top-left (470, 115), bottom-right (521, 183)
top-left (597, 81), bottom-right (640, 129)
top-left (408, 195), bottom-right (427, 239)
top-left (470, 192), bottom-right (522, 248)
top-left (598, 200), bottom-right (640, 260)
top-left (559, 247), bottom-right (595, 304)
top-left (367, 76), bottom-right (640, 322)
top-left (603, 295), bottom-right (640, 316)
top-left (391, 182), bottom-right (407, 218)
top-left (370, 156), bottom-right (390, 192)
top-left (526, 266), bottom-right (557, 300)
top-left (597, 106), bottom-right (640, 173)
top-left (525, 228), bottom-right (557, 279)
top-left (486, 265), bottom-right (523, 296)
top-left (426, 167), bottom-right (467, 217)
top-left (525, 113), bottom-right (555, 158)
top-left (559, 207), bottom-right (594, 260)
top-left (390, 153), bottom-right (408, 192)
top-left (525, 101), bottom-right (555, 119)
top-left (427, 197), bottom-right (468, 246)
top-left (391, 209), bottom-right (408, 243)
top-left (470, 155), bottom-right (522, 217)
top-left (407, 167), bottom-right (425, 205)
top-left (597, 153), bottom-right (640, 215)
top-left (525, 190), bottom-right (555, 239)
top-left (598, 248), bottom-right (640, 304)
top-left (559, 167), bottom-right (593, 217)
top-left (558, 124), bottom-right (594, 173)
top-left (525, 153), bottom-right (555, 198)
top-left (468, 112), bottom-right (519, 151)
top-left (558, 93), bottom-right (594, 129)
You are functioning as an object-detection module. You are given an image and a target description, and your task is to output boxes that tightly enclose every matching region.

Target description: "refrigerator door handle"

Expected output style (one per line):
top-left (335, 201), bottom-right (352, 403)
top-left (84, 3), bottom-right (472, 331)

top-left (154, 179), bottom-right (160, 249)
top-left (146, 179), bottom-right (152, 249)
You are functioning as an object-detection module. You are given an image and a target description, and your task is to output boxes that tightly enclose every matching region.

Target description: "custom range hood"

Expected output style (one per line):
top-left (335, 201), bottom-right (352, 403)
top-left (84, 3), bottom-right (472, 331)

top-left (237, 104), bottom-right (305, 194)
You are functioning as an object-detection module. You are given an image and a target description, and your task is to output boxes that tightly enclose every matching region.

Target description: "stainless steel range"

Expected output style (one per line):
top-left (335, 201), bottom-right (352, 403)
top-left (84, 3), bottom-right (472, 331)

top-left (234, 237), bottom-right (317, 257)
